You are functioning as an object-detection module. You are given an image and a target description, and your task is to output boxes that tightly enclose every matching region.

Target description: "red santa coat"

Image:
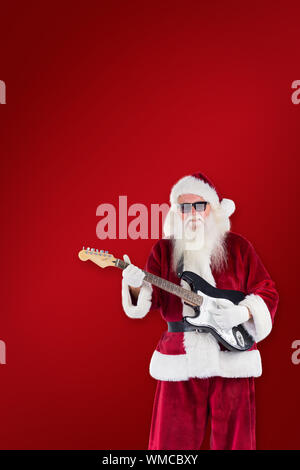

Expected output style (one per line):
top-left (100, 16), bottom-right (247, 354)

top-left (121, 231), bottom-right (279, 381)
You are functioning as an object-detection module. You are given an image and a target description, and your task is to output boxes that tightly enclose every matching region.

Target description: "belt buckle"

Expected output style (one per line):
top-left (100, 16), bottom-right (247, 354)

top-left (195, 328), bottom-right (204, 334)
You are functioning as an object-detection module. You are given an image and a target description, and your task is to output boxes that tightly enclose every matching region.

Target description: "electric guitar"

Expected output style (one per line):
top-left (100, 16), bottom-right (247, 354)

top-left (78, 247), bottom-right (254, 352)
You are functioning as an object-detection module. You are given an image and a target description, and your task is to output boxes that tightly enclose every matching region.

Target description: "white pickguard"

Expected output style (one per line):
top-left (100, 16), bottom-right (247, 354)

top-left (184, 292), bottom-right (246, 349)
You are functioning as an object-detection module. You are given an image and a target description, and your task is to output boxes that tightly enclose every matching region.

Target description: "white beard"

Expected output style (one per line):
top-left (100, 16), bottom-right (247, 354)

top-left (171, 209), bottom-right (229, 285)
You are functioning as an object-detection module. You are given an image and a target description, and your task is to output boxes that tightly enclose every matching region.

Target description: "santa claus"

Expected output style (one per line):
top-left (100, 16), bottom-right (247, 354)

top-left (121, 172), bottom-right (279, 450)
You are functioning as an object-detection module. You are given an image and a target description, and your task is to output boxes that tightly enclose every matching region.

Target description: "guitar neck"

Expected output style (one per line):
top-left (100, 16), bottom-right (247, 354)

top-left (114, 259), bottom-right (202, 306)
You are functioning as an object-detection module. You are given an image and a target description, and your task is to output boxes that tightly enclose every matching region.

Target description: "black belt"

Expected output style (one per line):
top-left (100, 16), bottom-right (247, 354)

top-left (167, 320), bottom-right (205, 333)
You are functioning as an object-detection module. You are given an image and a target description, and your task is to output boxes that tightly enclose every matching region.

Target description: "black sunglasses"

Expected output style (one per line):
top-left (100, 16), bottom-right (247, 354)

top-left (178, 201), bottom-right (209, 213)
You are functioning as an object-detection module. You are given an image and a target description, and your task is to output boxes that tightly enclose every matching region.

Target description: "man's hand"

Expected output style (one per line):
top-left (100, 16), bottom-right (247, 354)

top-left (209, 298), bottom-right (250, 330)
top-left (122, 255), bottom-right (145, 288)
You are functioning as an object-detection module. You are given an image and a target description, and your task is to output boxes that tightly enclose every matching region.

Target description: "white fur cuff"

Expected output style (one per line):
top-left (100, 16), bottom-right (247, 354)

top-left (121, 279), bottom-right (153, 319)
top-left (239, 293), bottom-right (272, 343)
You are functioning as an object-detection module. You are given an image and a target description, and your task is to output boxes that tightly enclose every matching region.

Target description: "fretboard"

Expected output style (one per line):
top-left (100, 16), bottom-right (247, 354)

top-left (114, 259), bottom-right (203, 306)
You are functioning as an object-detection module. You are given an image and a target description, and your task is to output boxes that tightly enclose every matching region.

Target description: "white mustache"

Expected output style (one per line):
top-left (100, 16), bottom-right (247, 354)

top-left (184, 214), bottom-right (205, 227)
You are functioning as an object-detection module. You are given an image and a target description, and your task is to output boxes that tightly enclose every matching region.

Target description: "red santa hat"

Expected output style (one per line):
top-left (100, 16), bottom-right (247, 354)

top-left (163, 172), bottom-right (235, 237)
top-left (170, 172), bottom-right (235, 216)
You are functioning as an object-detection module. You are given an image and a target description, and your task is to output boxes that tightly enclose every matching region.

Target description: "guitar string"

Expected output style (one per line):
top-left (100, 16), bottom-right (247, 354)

top-left (114, 258), bottom-right (202, 306)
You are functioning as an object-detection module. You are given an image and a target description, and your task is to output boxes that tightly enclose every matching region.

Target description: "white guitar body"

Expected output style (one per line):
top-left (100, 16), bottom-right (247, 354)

top-left (184, 292), bottom-right (247, 350)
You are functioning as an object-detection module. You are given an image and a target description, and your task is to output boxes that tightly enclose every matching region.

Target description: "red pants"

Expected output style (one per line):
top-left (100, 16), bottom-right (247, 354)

top-left (148, 376), bottom-right (256, 450)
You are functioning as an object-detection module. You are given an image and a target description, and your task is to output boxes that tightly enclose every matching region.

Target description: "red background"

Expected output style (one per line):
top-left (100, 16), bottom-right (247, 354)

top-left (0, 1), bottom-right (300, 450)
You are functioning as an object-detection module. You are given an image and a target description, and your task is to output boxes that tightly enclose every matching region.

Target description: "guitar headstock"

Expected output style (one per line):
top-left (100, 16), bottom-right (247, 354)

top-left (78, 247), bottom-right (116, 268)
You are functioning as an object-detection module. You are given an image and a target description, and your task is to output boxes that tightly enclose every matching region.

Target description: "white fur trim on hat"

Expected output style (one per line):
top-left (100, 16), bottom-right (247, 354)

top-left (170, 175), bottom-right (220, 208)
